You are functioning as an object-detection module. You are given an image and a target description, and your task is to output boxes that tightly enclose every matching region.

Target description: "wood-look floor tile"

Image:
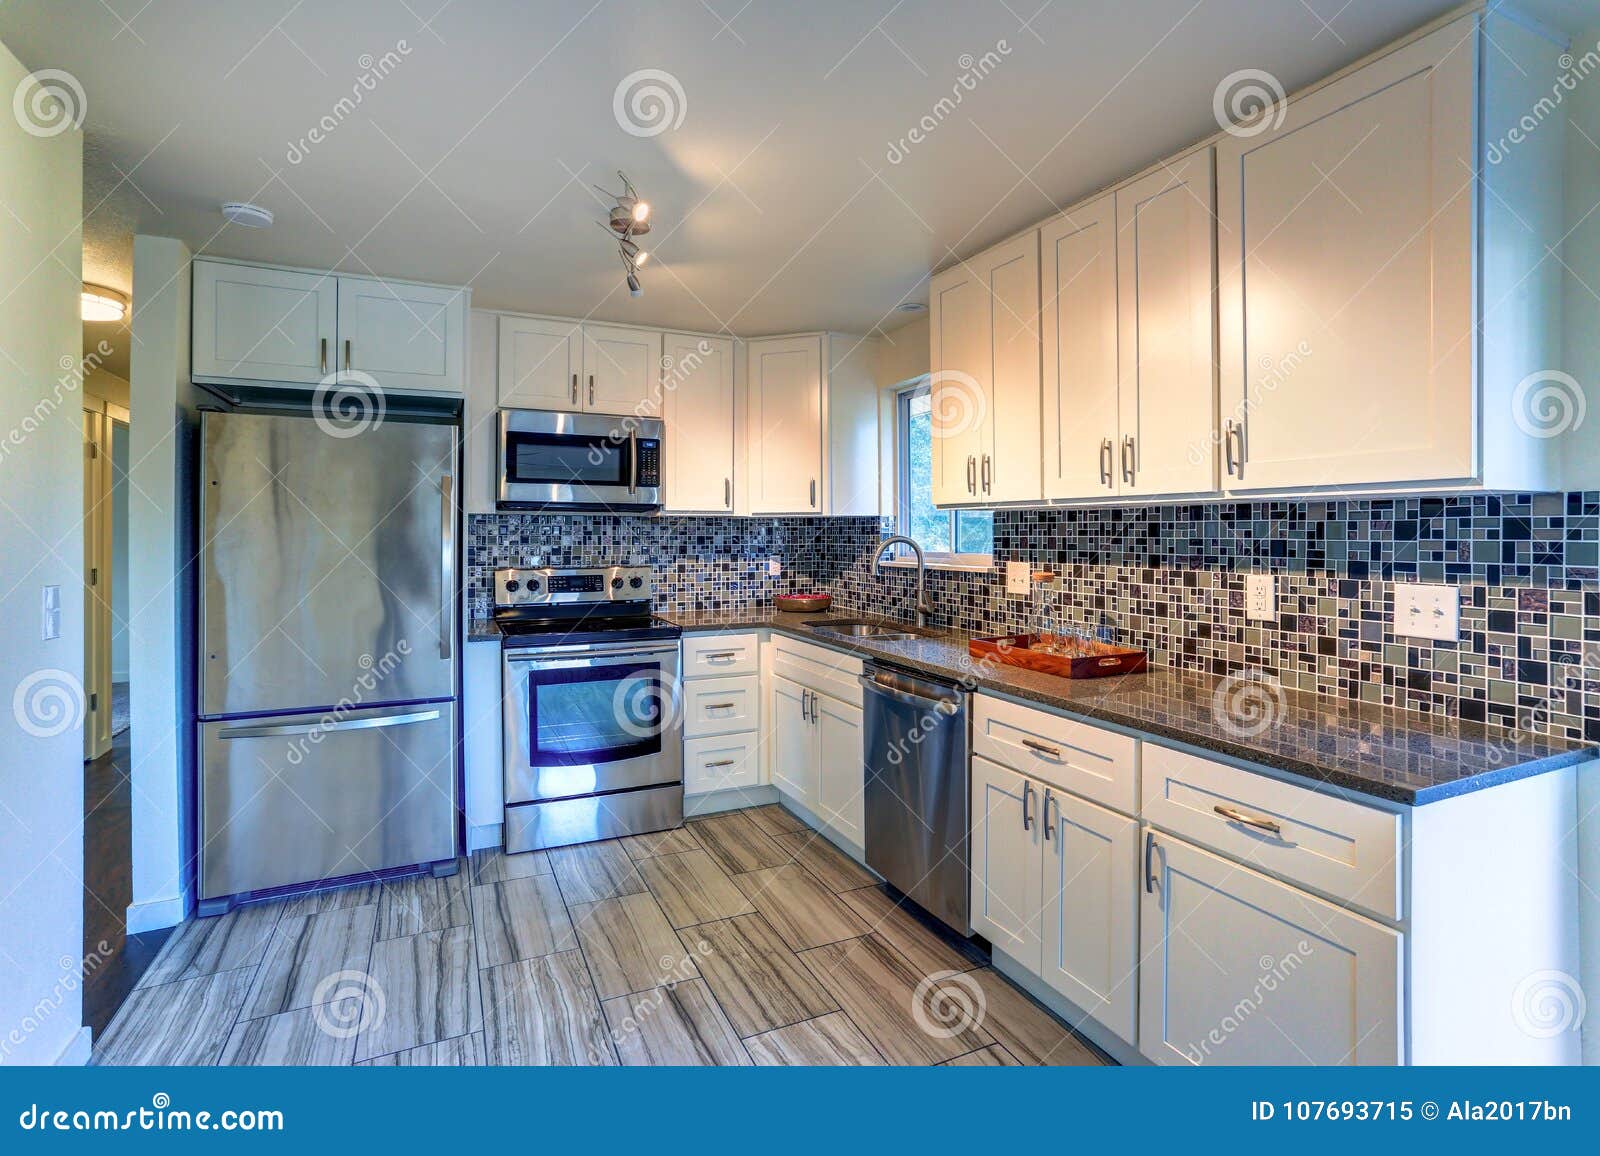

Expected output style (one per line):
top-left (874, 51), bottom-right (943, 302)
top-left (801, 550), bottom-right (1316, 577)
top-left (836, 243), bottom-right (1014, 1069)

top-left (548, 840), bottom-right (647, 904)
top-left (220, 1001), bottom-right (361, 1065)
top-left (601, 979), bottom-right (750, 1066)
top-left (470, 848), bottom-right (550, 885)
top-left (568, 891), bottom-right (699, 999)
top-left (636, 849), bottom-right (755, 928)
top-left (620, 825), bottom-right (702, 860)
top-left (742, 803), bottom-right (809, 839)
top-left (944, 1043), bottom-right (1022, 1066)
top-left (94, 969), bottom-right (255, 1066)
top-left (356, 924), bottom-right (481, 1062)
top-left (241, 904), bottom-right (377, 1020)
top-left (481, 950), bottom-right (617, 1065)
top-left (137, 903), bottom-right (281, 987)
top-left (471, 875), bottom-right (575, 968)
top-left (732, 864), bottom-right (871, 951)
top-left (962, 968), bottom-right (1105, 1066)
top-left (677, 913), bottom-right (838, 1038)
top-left (837, 885), bottom-right (986, 977)
top-left (743, 1011), bottom-right (884, 1066)
top-left (772, 831), bottom-right (876, 893)
top-left (358, 1032), bottom-right (486, 1066)
top-left (799, 934), bottom-right (993, 1064)
top-left (376, 868), bottom-right (470, 940)
top-left (687, 811), bottom-right (792, 874)
top-left (273, 880), bottom-right (383, 919)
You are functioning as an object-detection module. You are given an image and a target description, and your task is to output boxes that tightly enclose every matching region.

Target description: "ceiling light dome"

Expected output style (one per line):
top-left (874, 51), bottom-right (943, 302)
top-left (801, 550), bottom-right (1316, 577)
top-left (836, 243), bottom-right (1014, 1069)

top-left (81, 284), bottom-right (128, 322)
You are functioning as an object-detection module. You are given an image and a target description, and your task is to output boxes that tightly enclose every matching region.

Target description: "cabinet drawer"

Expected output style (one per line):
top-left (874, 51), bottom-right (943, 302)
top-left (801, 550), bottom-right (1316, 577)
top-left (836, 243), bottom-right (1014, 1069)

top-left (684, 731), bottom-right (760, 795)
top-left (1140, 743), bottom-right (1402, 921)
top-left (974, 695), bottom-right (1139, 815)
top-left (682, 632), bottom-right (759, 678)
top-left (769, 634), bottom-right (863, 706)
top-left (682, 675), bottom-right (760, 737)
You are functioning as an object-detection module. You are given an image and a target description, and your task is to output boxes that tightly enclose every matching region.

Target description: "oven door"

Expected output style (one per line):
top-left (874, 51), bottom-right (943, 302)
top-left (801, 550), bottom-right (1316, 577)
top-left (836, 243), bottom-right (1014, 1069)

top-left (497, 409), bottom-right (662, 510)
top-left (503, 640), bottom-right (682, 804)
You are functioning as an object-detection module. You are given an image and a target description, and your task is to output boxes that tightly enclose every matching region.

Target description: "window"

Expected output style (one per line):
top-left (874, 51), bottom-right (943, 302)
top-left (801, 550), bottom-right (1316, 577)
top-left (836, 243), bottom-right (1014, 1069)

top-left (896, 382), bottom-right (993, 566)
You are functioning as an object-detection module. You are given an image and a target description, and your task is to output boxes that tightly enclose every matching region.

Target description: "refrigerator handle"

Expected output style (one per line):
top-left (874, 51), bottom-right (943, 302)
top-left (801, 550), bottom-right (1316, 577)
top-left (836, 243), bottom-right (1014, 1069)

top-left (219, 708), bottom-right (441, 740)
top-left (440, 474), bottom-right (454, 661)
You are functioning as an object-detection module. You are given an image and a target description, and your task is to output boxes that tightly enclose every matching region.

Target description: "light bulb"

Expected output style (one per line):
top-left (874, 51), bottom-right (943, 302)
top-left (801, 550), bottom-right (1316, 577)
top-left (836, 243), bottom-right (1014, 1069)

top-left (631, 200), bottom-right (650, 223)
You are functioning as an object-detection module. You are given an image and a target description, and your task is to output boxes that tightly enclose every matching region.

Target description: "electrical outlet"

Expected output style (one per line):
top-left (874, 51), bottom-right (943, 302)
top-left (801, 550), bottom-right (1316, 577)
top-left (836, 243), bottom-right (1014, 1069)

top-left (1006, 560), bottom-right (1031, 596)
top-left (41, 585), bottom-right (60, 640)
top-left (767, 557), bottom-right (782, 576)
top-left (1393, 582), bottom-right (1460, 642)
top-left (1246, 573), bottom-right (1276, 622)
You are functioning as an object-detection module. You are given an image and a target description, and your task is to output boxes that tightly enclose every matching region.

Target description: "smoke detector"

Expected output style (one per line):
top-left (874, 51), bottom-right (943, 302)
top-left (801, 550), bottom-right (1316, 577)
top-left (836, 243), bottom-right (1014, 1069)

top-left (221, 202), bottom-right (274, 228)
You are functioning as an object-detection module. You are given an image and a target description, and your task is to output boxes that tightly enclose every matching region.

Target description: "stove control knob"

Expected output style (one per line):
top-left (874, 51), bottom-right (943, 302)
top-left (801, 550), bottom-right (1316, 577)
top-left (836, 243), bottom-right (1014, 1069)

top-left (505, 580), bottom-right (521, 593)
top-left (611, 577), bottom-right (624, 589)
top-left (524, 578), bottom-right (541, 592)
top-left (629, 576), bottom-right (644, 589)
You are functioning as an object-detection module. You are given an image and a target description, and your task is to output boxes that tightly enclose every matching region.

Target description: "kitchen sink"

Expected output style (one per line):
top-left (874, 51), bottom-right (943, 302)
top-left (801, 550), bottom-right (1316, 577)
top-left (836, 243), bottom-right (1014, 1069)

top-left (805, 620), bottom-right (924, 641)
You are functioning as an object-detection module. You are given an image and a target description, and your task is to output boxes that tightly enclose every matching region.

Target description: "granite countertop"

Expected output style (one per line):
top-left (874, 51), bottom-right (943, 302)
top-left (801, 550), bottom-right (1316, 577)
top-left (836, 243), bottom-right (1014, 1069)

top-left (468, 618), bottom-right (502, 642)
top-left (661, 610), bottom-right (1597, 806)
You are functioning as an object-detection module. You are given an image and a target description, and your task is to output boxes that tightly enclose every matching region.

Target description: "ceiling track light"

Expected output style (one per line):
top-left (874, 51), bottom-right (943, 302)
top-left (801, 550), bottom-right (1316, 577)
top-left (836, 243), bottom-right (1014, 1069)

top-left (595, 170), bottom-right (653, 296)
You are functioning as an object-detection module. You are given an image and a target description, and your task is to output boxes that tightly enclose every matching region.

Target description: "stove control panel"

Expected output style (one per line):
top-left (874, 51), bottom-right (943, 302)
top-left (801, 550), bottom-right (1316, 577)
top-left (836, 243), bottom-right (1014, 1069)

top-left (494, 565), bottom-right (653, 608)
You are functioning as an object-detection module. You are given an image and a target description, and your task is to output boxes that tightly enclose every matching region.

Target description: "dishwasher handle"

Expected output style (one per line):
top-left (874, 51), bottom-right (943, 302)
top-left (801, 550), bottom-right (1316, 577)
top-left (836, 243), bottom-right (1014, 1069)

top-left (858, 669), bottom-right (963, 712)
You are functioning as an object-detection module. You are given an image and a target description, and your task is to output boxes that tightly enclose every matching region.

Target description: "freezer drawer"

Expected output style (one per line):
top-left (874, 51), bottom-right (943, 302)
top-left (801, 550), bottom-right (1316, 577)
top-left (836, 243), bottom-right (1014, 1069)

top-left (504, 783), bottom-right (683, 852)
top-left (199, 702), bottom-right (456, 901)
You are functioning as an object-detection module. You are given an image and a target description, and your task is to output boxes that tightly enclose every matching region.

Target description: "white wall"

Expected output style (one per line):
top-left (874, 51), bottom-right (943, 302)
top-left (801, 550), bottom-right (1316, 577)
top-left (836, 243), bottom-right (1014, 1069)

top-left (875, 314), bottom-right (930, 387)
top-left (0, 37), bottom-right (87, 1065)
top-left (111, 424), bottom-right (128, 682)
top-left (125, 235), bottom-right (194, 933)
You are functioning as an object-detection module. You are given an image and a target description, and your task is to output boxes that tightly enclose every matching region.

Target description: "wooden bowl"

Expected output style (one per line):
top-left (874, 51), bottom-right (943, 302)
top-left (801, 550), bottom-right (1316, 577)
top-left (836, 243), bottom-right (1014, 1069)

top-left (775, 593), bottom-right (833, 613)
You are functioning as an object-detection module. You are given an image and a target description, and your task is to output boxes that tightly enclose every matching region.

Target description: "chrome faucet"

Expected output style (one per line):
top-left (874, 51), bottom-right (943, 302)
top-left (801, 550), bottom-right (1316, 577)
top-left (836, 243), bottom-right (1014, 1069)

top-left (873, 535), bottom-right (936, 628)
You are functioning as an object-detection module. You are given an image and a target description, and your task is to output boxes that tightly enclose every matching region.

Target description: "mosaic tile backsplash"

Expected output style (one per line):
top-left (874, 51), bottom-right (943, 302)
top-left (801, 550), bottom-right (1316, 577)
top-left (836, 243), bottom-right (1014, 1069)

top-left (469, 493), bottom-right (1600, 743)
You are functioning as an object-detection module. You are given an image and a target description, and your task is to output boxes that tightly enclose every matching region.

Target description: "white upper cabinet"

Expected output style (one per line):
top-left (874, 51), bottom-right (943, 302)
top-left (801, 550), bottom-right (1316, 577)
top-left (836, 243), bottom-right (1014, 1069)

top-left (1216, 16), bottom-right (1475, 491)
top-left (582, 323), bottom-right (661, 416)
top-left (497, 316), bottom-right (582, 410)
top-left (192, 259), bottom-right (465, 395)
top-left (662, 333), bottom-right (735, 513)
top-left (1115, 148), bottom-right (1218, 498)
top-left (928, 234), bottom-right (1043, 506)
top-left (335, 278), bottom-right (465, 395)
top-left (747, 334), bottom-right (824, 514)
top-left (193, 262), bottom-right (336, 385)
top-left (1041, 191), bottom-right (1120, 500)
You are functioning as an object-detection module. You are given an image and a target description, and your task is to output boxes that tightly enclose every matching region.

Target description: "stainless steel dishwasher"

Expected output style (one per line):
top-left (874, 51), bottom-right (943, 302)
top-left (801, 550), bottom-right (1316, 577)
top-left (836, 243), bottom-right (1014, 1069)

top-left (860, 661), bottom-right (971, 936)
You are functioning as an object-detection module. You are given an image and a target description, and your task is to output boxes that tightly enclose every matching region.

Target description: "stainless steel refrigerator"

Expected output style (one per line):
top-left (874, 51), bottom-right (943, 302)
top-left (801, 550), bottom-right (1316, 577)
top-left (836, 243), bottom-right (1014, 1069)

top-left (196, 409), bottom-right (458, 915)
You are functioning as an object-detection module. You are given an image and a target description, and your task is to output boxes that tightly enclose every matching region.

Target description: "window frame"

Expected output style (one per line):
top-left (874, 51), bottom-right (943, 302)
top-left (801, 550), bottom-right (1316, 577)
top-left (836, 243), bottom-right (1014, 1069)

top-left (893, 379), bottom-right (994, 570)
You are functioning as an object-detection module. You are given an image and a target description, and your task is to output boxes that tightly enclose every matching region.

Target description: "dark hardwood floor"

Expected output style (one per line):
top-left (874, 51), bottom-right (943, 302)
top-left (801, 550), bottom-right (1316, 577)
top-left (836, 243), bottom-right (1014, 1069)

top-left (83, 729), bottom-right (172, 1037)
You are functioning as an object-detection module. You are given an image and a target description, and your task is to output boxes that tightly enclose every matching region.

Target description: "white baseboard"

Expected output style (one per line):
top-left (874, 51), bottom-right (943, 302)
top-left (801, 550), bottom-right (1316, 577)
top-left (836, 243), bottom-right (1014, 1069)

top-left (684, 784), bottom-right (778, 817)
top-left (989, 947), bottom-right (1145, 1066)
top-left (126, 893), bottom-right (185, 933)
top-left (53, 1026), bottom-right (93, 1066)
top-left (467, 823), bottom-right (502, 854)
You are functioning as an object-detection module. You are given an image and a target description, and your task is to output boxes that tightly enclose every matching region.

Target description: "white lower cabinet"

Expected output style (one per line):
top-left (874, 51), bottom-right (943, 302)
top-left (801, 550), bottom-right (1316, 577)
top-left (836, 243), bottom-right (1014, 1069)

top-left (1138, 830), bottom-right (1402, 1066)
top-left (680, 634), bottom-right (763, 799)
top-left (971, 756), bottom-right (1042, 967)
top-left (769, 674), bottom-right (815, 804)
top-left (684, 731), bottom-right (760, 795)
top-left (769, 670), bottom-right (864, 849)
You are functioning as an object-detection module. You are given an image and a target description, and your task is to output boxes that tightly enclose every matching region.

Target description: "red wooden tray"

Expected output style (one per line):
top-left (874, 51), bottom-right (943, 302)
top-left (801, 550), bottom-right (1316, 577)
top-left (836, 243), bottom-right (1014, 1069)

top-left (968, 633), bottom-right (1148, 679)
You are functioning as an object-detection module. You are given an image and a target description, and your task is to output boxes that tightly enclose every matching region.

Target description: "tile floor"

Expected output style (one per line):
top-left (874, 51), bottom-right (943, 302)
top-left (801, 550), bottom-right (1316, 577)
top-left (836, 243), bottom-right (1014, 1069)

top-left (92, 805), bottom-right (1107, 1067)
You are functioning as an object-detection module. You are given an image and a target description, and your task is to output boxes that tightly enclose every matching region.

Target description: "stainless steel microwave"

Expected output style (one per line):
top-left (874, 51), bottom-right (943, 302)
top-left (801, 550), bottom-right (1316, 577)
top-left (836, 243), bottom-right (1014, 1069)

top-left (496, 409), bottom-right (663, 511)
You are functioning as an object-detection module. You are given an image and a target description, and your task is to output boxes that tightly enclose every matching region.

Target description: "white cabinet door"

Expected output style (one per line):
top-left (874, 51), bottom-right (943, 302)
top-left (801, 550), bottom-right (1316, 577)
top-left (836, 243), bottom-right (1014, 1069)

top-left (970, 756), bottom-right (1042, 972)
top-left (1216, 18), bottom-right (1475, 491)
top-left (336, 278), bottom-right (465, 395)
top-left (769, 674), bottom-right (817, 809)
top-left (497, 316), bottom-right (581, 410)
top-left (1139, 831), bottom-right (1402, 1066)
top-left (662, 333), bottom-right (735, 512)
top-left (1041, 193), bottom-right (1120, 499)
top-left (814, 692), bottom-right (864, 848)
top-left (977, 232), bottom-right (1041, 503)
top-left (928, 262), bottom-right (987, 507)
top-left (684, 731), bottom-right (761, 795)
top-left (192, 261), bottom-right (336, 385)
top-left (582, 323), bottom-right (660, 415)
top-left (748, 335), bottom-right (823, 514)
top-left (1040, 789), bottom-right (1139, 1046)
top-left (1115, 149), bottom-right (1218, 498)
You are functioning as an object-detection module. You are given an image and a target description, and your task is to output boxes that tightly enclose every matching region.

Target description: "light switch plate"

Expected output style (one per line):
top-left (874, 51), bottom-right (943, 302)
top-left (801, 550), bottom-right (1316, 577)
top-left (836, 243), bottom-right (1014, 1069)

top-left (767, 557), bottom-right (782, 576)
top-left (1006, 560), bottom-right (1031, 596)
top-left (41, 585), bottom-right (60, 640)
top-left (1246, 573), bottom-right (1276, 622)
top-left (1393, 582), bottom-right (1460, 642)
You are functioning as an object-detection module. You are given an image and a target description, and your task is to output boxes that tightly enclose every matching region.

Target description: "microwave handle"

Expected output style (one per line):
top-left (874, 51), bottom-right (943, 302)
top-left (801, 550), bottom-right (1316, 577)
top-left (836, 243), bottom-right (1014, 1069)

top-left (628, 431), bottom-right (638, 495)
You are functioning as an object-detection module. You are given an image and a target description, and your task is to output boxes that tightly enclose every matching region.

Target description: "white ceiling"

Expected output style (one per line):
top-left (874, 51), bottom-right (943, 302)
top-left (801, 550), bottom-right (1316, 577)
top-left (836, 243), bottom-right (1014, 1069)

top-left (1, 0), bottom-right (1591, 350)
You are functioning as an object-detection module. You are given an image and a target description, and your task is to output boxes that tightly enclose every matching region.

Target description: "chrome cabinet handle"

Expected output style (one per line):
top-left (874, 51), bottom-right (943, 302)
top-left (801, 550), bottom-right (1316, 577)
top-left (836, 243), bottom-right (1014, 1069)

top-left (571, 373), bottom-right (579, 404)
top-left (1042, 788), bottom-right (1054, 840)
top-left (588, 374), bottom-right (595, 407)
top-left (809, 479), bottom-right (817, 508)
top-left (1099, 438), bottom-right (1113, 486)
top-left (1021, 737), bottom-right (1061, 758)
top-left (1021, 781), bottom-right (1034, 831)
top-left (1214, 804), bottom-right (1282, 836)
top-left (1121, 434), bottom-right (1135, 484)
top-left (1144, 830), bottom-right (1158, 893)
top-left (220, 708), bottom-right (441, 740)
top-left (966, 455), bottom-right (976, 494)
top-left (439, 475), bottom-right (454, 661)
top-left (705, 701), bottom-right (737, 710)
top-left (705, 759), bottom-right (737, 768)
top-left (320, 337), bottom-right (328, 374)
top-left (1231, 422), bottom-right (1246, 480)
top-left (702, 651), bottom-right (740, 660)
top-left (724, 477), bottom-right (732, 508)
top-left (344, 338), bottom-right (352, 370)
top-left (1224, 419), bottom-right (1238, 477)
top-left (800, 689), bottom-right (811, 722)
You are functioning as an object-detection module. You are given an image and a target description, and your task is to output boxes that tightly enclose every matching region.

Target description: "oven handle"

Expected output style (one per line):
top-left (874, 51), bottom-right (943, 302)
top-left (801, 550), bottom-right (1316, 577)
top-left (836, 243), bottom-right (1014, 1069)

top-left (507, 643), bottom-right (679, 667)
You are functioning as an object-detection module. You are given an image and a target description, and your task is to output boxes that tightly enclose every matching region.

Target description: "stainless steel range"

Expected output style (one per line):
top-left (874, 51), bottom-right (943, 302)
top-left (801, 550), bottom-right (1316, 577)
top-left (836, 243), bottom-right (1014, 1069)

top-left (496, 565), bottom-right (683, 852)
